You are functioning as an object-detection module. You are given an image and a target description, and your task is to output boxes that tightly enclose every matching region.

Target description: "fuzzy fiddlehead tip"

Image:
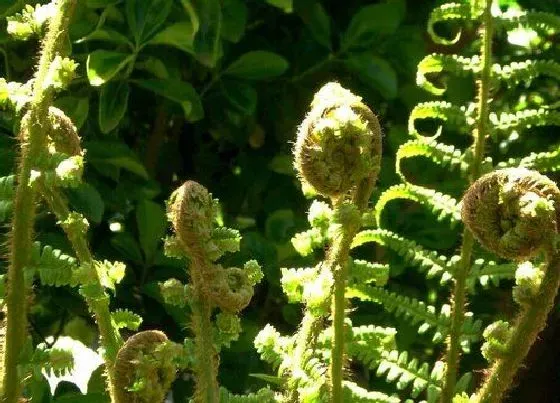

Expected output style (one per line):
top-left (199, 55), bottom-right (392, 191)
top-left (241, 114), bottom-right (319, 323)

top-left (114, 330), bottom-right (177, 403)
top-left (47, 106), bottom-right (81, 156)
top-left (294, 82), bottom-right (382, 198)
top-left (461, 168), bottom-right (560, 260)
top-left (167, 180), bottom-right (215, 254)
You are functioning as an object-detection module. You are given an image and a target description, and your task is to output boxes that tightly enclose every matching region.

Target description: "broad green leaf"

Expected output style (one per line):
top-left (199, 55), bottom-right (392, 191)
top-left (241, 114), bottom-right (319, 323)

top-left (342, 0), bottom-right (406, 50)
top-left (126, 0), bottom-right (172, 45)
top-left (86, 50), bottom-right (133, 86)
top-left (192, 0), bottom-right (222, 67)
top-left (133, 79), bottom-right (203, 122)
top-left (225, 51), bottom-right (289, 80)
top-left (98, 80), bottom-right (129, 133)
top-left (222, 79), bottom-right (257, 115)
top-left (294, 0), bottom-right (331, 49)
top-left (77, 29), bottom-right (133, 47)
top-left (111, 233), bottom-right (144, 263)
top-left (345, 53), bottom-right (398, 99)
top-left (85, 141), bottom-right (149, 179)
top-left (222, 0), bottom-right (247, 43)
top-left (66, 183), bottom-right (105, 224)
top-left (54, 96), bottom-right (89, 129)
top-left (136, 199), bottom-right (167, 263)
top-left (147, 22), bottom-right (195, 54)
top-left (265, 0), bottom-right (293, 13)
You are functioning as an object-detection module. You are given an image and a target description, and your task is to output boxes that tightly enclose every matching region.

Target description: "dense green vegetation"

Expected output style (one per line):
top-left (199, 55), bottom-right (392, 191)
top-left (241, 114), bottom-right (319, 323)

top-left (0, 0), bottom-right (559, 402)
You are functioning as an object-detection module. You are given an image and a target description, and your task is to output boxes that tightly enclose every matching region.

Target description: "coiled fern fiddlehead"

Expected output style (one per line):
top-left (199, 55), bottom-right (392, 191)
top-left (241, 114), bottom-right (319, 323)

top-left (461, 168), bottom-right (560, 403)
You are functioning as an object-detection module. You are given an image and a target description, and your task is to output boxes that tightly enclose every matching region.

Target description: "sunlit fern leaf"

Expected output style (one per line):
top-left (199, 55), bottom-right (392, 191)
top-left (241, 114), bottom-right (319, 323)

top-left (499, 11), bottom-right (560, 36)
top-left (349, 260), bottom-right (390, 287)
top-left (112, 309), bottom-right (142, 331)
top-left (491, 109), bottom-right (560, 135)
top-left (465, 258), bottom-right (516, 292)
top-left (29, 242), bottom-right (79, 287)
top-left (427, 3), bottom-right (478, 45)
top-left (351, 229), bottom-right (451, 281)
top-left (219, 387), bottom-right (276, 403)
top-left (396, 139), bottom-right (467, 181)
top-left (495, 60), bottom-right (560, 87)
top-left (374, 184), bottom-right (462, 228)
top-left (376, 350), bottom-right (443, 399)
top-left (32, 346), bottom-right (74, 377)
top-left (408, 101), bottom-right (469, 139)
top-left (347, 326), bottom-right (397, 369)
top-left (254, 324), bottom-right (289, 369)
top-left (497, 148), bottom-right (560, 173)
top-left (342, 381), bottom-right (400, 403)
top-left (417, 54), bottom-right (478, 95)
top-left (0, 175), bottom-right (14, 223)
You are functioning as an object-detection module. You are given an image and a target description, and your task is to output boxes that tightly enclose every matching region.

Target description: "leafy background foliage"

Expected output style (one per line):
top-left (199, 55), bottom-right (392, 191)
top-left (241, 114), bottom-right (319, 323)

top-left (0, 0), bottom-right (559, 401)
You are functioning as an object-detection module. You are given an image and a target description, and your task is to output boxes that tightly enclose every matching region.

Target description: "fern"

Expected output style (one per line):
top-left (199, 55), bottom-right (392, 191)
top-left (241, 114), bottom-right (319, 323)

top-left (111, 309), bottom-right (143, 331)
top-left (491, 108), bottom-right (560, 135)
top-left (408, 101), bottom-right (469, 139)
top-left (498, 148), bottom-right (560, 173)
top-left (349, 260), bottom-right (390, 287)
top-left (499, 11), bottom-right (560, 35)
top-left (465, 258), bottom-right (516, 292)
top-left (374, 184), bottom-right (462, 227)
top-left (219, 387), bottom-right (275, 403)
top-left (0, 174), bottom-right (14, 223)
top-left (28, 242), bottom-right (79, 287)
top-left (342, 381), bottom-right (400, 403)
top-left (417, 54), bottom-right (478, 95)
top-left (396, 139), bottom-right (467, 180)
top-left (427, 3), bottom-right (478, 45)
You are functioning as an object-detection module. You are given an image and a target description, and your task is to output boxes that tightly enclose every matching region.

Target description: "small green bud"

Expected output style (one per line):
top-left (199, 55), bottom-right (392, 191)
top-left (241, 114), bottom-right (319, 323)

top-left (59, 212), bottom-right (89, 235)
top-left (44, 56), bottom-right (78, 91)
top-left (481, 320), bottom-right (511, 363)
top-left (55, 155), bottom-right (83, 187)
top-left (303, 264), bottom-right (334, 316)
top-left (307, 200), bottom-right (333, 229)
top-left (291, 228), bottom-right (325, 256)
top-left (160, 278), bottom-right (188, 307)
top-left (244, 259), bottom-right (264, 285)
top-left (512, 261), bottom-right (544, 306)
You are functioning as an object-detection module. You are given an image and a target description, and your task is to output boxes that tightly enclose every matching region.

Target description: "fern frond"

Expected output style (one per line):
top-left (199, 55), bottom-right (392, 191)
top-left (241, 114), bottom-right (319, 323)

top-left (111, 309), bottom-right (142, 331)
top-left (374, 184), bottom-right (461, 227)
top-left (427, 3), bottom-right (476, 45)
top-left (497, 148), bottom-right (560, 173)
top-left (417, 54), bottom-right (478, 95)
top-left (219, 387), bottom-right (276, 403)
top-left (347, 325), bottom-right (397, 369)
top-left (495, 60), bottom-right (560, 86)
top-left (342, 381), bottom-right (400, 403)
top-left (351, 229), bottom-right (451, 281)
top-left (29, 242), bottom-right (79, 287)
top-left (32, 346), bottom-right (74, 377)
top-left (408, 101), bottom-right (469, 139)
top-left (491, 108), bottom-right (560, 134)
top-left (254, 324), bottom-right (289, 369)
top-left (396, 139), bottom-right (467, 180)
top-left (466, 258), bottom-right (516, 292)
top-left (0, 174), bottom-right (14, 223)
top-left (376, 350), bottom-right (443, 399)
top-left (349, 260), bottom-right (390, 287)
top-left (500, 11), bottom-right (560, 35)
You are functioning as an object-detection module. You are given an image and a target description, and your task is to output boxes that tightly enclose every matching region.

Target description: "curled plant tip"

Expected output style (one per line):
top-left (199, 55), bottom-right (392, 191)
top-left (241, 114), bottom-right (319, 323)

top-left (461, 168), bottom-right (560, 260)
top-left (114, 330), bottom-right (177, 403)
top-left (294, 82), bottom-right (382, 198)
top-left (209, 266), bottom-right (254, 313)
top-left (481, 321), bottom-right (511, 363)
top-left (512, 261), bottom-right (544, 306)
top-left (47, 106), bottom-right (81, 156)
top-left (167, 181), bottom-right (215, 253)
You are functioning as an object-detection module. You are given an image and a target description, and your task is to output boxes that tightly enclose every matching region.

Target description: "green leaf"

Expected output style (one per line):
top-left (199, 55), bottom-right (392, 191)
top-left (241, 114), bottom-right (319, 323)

top-left (294, 0), bottom-right (331, 49)
top-left (66, 183), bottom-right (105, 224)
top-left (133, 79), bottom-right (203, 122)
top-left (86, 50), bottom-right (133, 86)
top-left (54, 96), bottom-right (89, 129)
top-left (136, 199), bottom-right (167, 264)
top-left (112, 309), bottom-right (143, 330)
top-left (265, 0), bottom-right (293, 13)
top-left (111, 233), bottom-right (144, 263)
top-left (221, 0), bottom-right (247, 43)
top-left (225, 51), bottom-right (289, 80)
top-left (345, 53), bottom-right (398, 99)
top-left (98, 80), bottom-right (129, 134)
top-left (222, 79), bottom-right (257, 115)
top-left (192, 0), bottom-right (222, 67)
top-left (147, 22), bottom-right (195, 54)
top-left (85, 141), bottom-right (149, 179)
top-left (342, 0), bottom-right (406, 49)
top-left (126, 0), bottom-right (172, 45)
top-left (77, 28), bottom-right (133, 47)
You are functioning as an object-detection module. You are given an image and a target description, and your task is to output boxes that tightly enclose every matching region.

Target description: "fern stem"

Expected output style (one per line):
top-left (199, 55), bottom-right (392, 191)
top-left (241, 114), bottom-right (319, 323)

top-left (38, 183), bottom-right (122, 402)
top-left (441, 1), bottom-right (493, 401)
top-left (1, 1), bottom-right (75, 401)
top-left (474, 252), bottom-right (560, 402)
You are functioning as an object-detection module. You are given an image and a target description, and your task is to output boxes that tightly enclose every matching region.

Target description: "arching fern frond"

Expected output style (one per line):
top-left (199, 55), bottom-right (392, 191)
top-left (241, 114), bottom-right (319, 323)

top-left (342, 381), bottom-right (400, 403)
top-left (408, 101), bottom-right (469, 139)
top-left (351, 229), bottom-right (451, 281)
top-left (427, 3), bottom-right (478, 45)
top-left (497, 148), bottom-right (560, 173)
top-left (376, 350), bottom-right (443, 399)
top-left (349, 260), bottom-right (390, 287)
top-left (396, 139), bottom-right (467, 180)
top-left (491, 108), bottom-right (560, 134)
top-left (347, 325), bottom-right (397, 370)
top-left (219, 387), bottom-right (276, 403)
top-left (29, 242), bottom-right (79, 287)
top-left (495, 60), bottom-right (560, 86)
top-left (417, 54), bottom-right (478, 95)
top-left (465, 258), bottom-right (516, 292)
top-left (374, 184), bottom-right (461, 227)
top-left (254, 324), bottom-right (289, 370)
top-left (0, 174), bottom-right (14, 223)
top-left (111, 309), bottom-right (142, 331)
top-left (499, 11), bottom-right (560, 36)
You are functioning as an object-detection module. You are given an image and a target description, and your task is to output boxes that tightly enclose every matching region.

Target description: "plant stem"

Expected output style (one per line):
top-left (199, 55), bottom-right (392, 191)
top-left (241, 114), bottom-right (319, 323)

top-left (474, 251), bottom-right (560, 403)
top-left (38, 183), bottom-right (122, 402)
top-left (441, 1), bottom-right (493, 401)
top-left (1, 1), bottom-right (75, 401)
